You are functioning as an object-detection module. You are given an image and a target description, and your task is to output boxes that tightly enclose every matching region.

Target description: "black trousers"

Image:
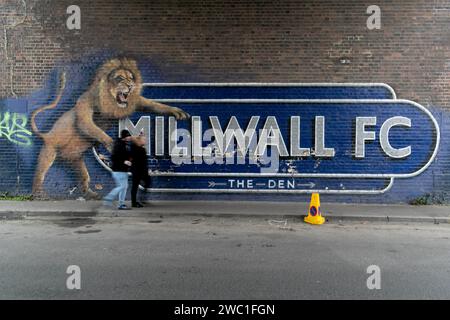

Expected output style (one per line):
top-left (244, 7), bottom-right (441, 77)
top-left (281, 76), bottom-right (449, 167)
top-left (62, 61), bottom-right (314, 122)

top-left (131, 174), bottom-right (150, 205)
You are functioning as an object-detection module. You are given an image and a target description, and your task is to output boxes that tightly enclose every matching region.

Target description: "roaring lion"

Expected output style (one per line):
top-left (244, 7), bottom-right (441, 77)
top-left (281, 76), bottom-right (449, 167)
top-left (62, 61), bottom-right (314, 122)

top-left (31, 58), bottom-right (189, 198)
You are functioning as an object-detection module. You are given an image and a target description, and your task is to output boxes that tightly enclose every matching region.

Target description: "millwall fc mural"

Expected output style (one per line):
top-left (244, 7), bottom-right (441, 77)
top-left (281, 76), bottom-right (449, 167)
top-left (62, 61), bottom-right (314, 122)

top-left (104, 80), bottom-right (439, 196)
top-left (30, 58), bottom-right (189, 198)
top-left (0, 57), bottom-right (441, 201)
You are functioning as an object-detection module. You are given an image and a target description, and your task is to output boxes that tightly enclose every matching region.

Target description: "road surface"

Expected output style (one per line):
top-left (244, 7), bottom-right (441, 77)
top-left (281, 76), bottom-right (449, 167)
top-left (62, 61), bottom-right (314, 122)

top-left (0, 215), bottom-right (449, 299)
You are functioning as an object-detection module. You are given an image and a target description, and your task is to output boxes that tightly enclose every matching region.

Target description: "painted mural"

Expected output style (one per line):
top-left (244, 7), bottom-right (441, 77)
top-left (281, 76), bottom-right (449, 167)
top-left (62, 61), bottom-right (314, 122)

top-left (0, 56), bottom-right (444, 203)
top-left (30, 58), bottom-right (189, 198)
top-left (109, 83), bottom-right (439, 196)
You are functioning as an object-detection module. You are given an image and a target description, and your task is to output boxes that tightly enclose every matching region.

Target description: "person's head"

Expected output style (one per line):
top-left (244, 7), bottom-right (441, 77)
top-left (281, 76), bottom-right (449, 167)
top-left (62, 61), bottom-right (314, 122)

top-left (120, 129), bottom-right (132, 141)
top-left (134, 135), bottom-right (146, 147)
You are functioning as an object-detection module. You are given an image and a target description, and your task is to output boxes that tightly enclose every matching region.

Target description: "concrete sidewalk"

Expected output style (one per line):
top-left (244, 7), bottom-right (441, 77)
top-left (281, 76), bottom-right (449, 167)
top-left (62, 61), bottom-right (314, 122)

top-left (0, 200), bottom-right (449, 223)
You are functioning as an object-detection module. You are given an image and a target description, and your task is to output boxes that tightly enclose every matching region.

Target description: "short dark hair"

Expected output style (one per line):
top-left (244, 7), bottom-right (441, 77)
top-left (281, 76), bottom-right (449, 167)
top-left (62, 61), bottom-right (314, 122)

top-left (120, 129), bottom-right (131, 139)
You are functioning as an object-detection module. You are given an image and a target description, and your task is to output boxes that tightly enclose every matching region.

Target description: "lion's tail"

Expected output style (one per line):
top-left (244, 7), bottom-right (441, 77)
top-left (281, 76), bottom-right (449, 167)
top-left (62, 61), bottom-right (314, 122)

top-left (30, 72), bottom-right (66, 140)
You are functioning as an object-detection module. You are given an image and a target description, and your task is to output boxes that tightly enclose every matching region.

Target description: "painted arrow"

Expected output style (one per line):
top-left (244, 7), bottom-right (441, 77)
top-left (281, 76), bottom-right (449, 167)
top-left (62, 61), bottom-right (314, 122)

top-left (296, 182), bottom-right (316, 188)
top-left (208, 181), bottom-right (227, 188)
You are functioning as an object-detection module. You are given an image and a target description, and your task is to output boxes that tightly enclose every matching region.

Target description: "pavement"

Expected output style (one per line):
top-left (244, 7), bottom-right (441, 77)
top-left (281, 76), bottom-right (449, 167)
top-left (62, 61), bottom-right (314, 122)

top-left (0, 199), bottom-right (449, 223)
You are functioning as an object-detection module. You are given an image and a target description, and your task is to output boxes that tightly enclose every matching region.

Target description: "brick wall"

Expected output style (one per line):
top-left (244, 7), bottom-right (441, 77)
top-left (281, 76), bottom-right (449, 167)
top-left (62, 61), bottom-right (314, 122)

top-left (0, 0), bottom-right (449, 203)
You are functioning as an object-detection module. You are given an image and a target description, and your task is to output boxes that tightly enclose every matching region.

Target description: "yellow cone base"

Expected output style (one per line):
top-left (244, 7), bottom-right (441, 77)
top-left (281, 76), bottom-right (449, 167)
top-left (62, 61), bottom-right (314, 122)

top-left (304, 215), bottom-right (325, 225)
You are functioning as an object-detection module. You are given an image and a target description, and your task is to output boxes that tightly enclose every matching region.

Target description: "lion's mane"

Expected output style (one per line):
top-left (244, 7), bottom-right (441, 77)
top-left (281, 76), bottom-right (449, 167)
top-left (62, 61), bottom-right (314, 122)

top-left (94, 58), bottom-right (143, 119)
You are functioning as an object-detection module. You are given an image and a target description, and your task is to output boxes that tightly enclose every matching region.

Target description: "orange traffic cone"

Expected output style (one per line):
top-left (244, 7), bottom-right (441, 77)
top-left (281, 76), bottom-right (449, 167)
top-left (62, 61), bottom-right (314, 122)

top-left (304, 193), bottom-right (325, 225)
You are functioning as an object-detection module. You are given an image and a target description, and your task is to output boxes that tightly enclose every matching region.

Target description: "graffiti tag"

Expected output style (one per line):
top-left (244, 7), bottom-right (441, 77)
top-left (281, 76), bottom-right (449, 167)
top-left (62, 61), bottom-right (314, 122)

top-left (0, 111), bottom-right (32, 146)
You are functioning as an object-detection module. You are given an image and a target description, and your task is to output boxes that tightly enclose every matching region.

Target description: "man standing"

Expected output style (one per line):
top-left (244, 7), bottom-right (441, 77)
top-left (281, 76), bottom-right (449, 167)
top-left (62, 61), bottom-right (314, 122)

top-left (103, 129), bottom-right (133, 210)
top-left (130, 134), bottom-right (150, 208)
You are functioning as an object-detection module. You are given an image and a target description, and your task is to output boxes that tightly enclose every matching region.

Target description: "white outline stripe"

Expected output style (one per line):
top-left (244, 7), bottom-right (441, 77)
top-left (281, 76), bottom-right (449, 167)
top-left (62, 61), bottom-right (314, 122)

top-left (144, 99), bottom-right (399, 103)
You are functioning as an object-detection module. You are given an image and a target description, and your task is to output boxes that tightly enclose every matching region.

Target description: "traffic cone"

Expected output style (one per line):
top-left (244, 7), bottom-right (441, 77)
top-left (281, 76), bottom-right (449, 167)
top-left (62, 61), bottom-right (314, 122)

top-left (304, 193), bottom-right (325, 225)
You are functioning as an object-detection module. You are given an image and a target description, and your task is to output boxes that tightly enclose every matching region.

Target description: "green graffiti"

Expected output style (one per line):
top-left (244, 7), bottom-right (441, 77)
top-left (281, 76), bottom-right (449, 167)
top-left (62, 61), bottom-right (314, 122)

top-left (0, 111), bottom-right (32, 146)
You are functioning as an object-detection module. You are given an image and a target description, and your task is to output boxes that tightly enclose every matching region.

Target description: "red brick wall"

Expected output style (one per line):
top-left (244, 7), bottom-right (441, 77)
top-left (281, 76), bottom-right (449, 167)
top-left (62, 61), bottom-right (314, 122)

top-left (0, 0), bottom-right (449, 202)
top-left (1, 0), bottom-right (448, 106)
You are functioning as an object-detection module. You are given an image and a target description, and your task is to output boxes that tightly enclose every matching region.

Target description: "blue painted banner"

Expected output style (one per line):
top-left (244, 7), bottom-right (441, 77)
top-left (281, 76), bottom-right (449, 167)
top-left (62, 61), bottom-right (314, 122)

top-left (94, 84), bottom-right (439, 194)
top-left (142, 83), bottom-right (396, 100)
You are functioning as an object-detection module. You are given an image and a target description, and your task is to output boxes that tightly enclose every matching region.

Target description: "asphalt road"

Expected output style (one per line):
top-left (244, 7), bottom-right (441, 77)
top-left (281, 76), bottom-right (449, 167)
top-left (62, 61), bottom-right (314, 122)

top-left (0, 215), bottom-right (449, 299)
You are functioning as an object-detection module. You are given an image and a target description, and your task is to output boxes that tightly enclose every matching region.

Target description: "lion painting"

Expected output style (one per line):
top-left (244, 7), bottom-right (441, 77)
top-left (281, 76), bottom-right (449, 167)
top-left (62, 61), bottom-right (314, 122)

top-left (30, 58), bottom-right (189, 198)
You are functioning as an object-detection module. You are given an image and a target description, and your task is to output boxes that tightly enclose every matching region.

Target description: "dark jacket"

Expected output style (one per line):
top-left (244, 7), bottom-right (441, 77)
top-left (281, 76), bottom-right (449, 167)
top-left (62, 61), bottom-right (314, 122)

top-left (111, 138), bottom-right (131, 172)
top-left (130, 144), bottom-right (148, 177)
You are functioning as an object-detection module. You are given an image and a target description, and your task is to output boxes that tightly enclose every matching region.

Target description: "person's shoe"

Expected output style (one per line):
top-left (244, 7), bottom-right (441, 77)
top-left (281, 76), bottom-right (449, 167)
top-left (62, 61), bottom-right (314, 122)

top-left (117, 204), bottom-right (131, 210)
top-left (132, 202), bottom-right (144, 208)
